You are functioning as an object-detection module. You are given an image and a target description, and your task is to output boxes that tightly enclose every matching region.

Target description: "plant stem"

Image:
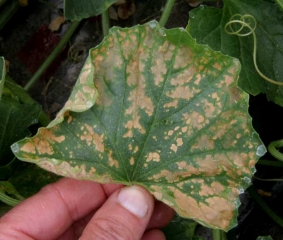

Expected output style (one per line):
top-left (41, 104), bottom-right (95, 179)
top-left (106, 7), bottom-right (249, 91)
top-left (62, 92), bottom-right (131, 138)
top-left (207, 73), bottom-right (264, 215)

top-left (253, 175), bottom-right (283, 182)
top-left (102, 9), bottom-right (110, 37)
top-left (257, 159), bottom-right (283, 167)
top-left (247, 186), bottom-right (283, 227)
top-left (213, 229), bottom-right (227, 240)
top-left (24, 21), bottom-right (81, 91)
top-left (0, 0), bottom-right (19, 30)
top-left (0, 0), bottom-right (8, 8)
top-left (275, 0), bottom-right (283, 12)
top-left (0, 191), bottom-right (22, 206)
top-left (159, 0), bottom-right (176, 28)
top-left (5, 75), bottom-right (50, 126)
top-left (0, 57), bottom-right (6, 101)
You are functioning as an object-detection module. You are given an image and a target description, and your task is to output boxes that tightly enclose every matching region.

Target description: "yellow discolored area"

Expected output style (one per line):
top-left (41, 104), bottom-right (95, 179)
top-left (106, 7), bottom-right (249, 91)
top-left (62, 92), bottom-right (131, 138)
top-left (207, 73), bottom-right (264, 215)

top-left (37, 159), bottom-right (114, 183)
top-left (21, 129), bottom-right (65, 155)
top-left (125, 81), bottom-right (154, 117)
top-left (168, 187), bottom-right (233, 229)
top-left (191, 135), bottom-right (215, 151)
top-left (197, 179), bottom-right (226, 196)
top-left (151, 41), bottom-right (174, 86)
top-left (173, 47), bottom-right (193, 69)
top-left (148, 165), bottom-right (199, 183)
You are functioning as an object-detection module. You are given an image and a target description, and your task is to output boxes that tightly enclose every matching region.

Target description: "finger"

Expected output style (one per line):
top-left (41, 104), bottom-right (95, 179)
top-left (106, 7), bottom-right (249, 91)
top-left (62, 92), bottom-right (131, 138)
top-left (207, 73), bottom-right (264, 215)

top-left (61, 189), bottom-right (174, 239)
top-left (57, 211), bottom-right (95, 240)
top-left (147, 201), bottom-right (175, 229)
top-left (80, 185), bottom-right (155, 240)
top-left (142, 229), bottom-right (166, 240)
top-left (0, 178), bottom-right (120, 240)
top-left (103, 183), bottom-right (124, 197)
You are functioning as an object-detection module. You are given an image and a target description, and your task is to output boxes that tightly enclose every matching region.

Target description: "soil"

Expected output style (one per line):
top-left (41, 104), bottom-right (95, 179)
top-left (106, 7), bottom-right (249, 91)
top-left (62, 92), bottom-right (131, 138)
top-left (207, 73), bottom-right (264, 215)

top-left (1, 0), bottom-right (283, 239)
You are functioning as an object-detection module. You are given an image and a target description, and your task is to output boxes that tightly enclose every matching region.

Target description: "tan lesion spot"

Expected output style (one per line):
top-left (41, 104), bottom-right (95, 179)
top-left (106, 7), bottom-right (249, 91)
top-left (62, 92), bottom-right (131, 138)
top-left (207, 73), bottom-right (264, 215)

top-left (168, 130), bottom-right (174, 136)
top-left (148, 169), bottom-right (192, 183)
top-left (67, 116), bottom-right (72, 123)
top-left (74, 90), bottom-right (87, 105)
top-left (182, 111), bottom-right (207, 134)
top-left (78, 68), bottom-right (91, 84)
top-left (146, 152), bottom-right (160, 162)
top-left (191, 135), bottom-right (215, 151)
top-left (229, 86), bottom-right (242, 105)
top-left (212, 92), bottom-right (220, 101)
top-left (123, 116), bottom-right (145, 138)
top-left (133, 146), bottom-right (139, 153)
top-left (151, 58), bottom-right (167, 86)
top-left (200, 197), bottom-right (233, 228)
top-left (80, 124), bottom-right (105, 152)
top-left (182, 126), bottom-right (188, 133)
top-left (173, 47), bottom-right (193, 69)
top-left (194, 74), bottom-right (201, 85)
top-left (171, 144), bottom-right (178, 153)
top-left (108, 150), bottom-right (119, 168)
top-left (177, 138), bottom-right (183, 147)
top-left (177, 161), bottom-right (200, 174)
top-left (31, 136), bottom-right (53, 155)
top-left (213, 62), bottom-right (221, 71)
top-left (164, 99), bottom-right (178, 109)
top-left (166, 85), bottom-right (195, 103)
top-left (201, 99), bottom-right (217, 118)
top-left (170, 187), bottom-right (232, 229)
top-left (40, 129), bottom-right (65, 143)
top-left (20, 142), bottom-right (36, 154)
top-left (125, 77), bottom-right (154, 117)
top-left (198, 181), bottom-right (225, 196)
top-left (130, 157), bottom-right (135, 165)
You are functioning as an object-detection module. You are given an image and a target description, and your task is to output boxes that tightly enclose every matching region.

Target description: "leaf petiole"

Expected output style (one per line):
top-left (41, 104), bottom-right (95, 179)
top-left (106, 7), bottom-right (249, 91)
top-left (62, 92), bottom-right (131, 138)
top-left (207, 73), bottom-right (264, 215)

top-left (102, 9), bottom-right (110, 37)
top-left (159, 0), bottom-right (176, 27)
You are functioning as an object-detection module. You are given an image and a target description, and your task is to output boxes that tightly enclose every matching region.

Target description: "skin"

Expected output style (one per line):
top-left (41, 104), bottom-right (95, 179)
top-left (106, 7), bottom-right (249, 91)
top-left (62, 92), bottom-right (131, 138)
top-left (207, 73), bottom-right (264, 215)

top-left (0, 178), bottom-right (175, 240)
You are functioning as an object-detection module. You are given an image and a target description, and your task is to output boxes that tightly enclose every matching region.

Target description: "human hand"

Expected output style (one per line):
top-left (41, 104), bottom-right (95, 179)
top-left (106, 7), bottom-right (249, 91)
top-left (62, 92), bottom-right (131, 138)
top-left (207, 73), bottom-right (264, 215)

top-left (0, 178), bottom-right (174, 240)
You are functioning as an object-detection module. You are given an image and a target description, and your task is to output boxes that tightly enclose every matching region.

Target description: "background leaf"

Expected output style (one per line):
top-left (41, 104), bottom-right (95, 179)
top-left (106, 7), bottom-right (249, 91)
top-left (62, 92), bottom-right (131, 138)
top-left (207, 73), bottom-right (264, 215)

top-left (162, 215), bottom-right (204, 240)
top-left (14, 21), bottom-right (264, 231)
top-left (186, 0), bottom-right (283, 106)
top-left (257, 236), bottom-right (274, 240)
top-left (64, 0), bottom-right (116, 21)
top-left (0, 57), bottom-right (5, 100)
top-left (0, 95), bottom-right (41, 166)
top-left (8, 162), bottom-right (60, 198)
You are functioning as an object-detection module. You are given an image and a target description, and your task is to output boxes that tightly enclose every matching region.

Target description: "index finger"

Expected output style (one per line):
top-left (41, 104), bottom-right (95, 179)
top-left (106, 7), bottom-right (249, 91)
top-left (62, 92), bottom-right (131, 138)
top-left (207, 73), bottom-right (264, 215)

top-left (0, 178), bottom-right (122, 240)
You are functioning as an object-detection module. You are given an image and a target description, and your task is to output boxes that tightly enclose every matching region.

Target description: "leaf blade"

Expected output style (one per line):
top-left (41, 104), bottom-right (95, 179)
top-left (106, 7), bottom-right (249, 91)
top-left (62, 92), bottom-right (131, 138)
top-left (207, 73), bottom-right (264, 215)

top-left (64, 0), bottom-right (116, 21)
top-left (14, 21), bottom-right (265, 231)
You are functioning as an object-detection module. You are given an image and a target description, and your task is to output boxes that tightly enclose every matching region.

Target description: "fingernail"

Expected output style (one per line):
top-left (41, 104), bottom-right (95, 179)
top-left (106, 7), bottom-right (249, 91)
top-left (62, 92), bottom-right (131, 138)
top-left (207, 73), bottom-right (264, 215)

top-left (117, 186), bottom-right (149, 218)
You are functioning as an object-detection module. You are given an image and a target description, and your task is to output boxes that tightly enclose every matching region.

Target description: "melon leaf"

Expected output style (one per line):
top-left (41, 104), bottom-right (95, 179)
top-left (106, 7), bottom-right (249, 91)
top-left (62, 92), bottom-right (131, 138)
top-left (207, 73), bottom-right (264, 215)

top-left (13, 21), bottom-right (265, 231)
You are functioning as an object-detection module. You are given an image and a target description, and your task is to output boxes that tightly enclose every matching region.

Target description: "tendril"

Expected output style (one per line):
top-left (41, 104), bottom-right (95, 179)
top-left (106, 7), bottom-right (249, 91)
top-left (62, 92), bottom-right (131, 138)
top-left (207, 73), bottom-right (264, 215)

top-left (225, 14), bottom-right (283, 86)
top-left (268, 139), bottom-right (283, 162)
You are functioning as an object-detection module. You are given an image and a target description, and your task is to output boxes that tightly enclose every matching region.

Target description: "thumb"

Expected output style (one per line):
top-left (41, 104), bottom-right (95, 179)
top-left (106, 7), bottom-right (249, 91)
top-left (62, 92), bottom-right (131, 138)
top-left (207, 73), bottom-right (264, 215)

top-left (80, 185), bottom-right (156, 240)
